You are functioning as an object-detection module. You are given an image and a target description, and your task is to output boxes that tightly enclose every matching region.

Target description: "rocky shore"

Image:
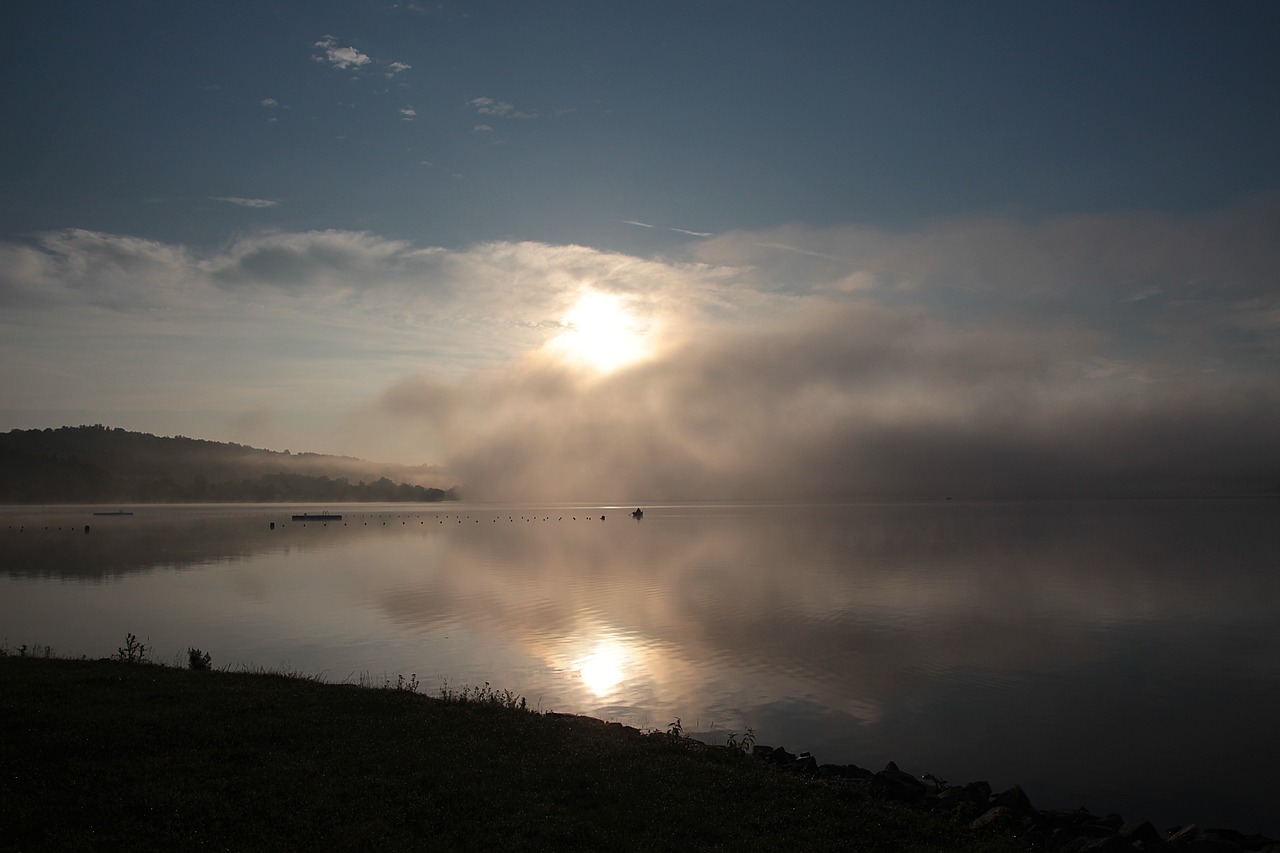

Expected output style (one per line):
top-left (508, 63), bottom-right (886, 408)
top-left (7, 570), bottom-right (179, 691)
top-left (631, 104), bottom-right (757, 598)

top-left (739, 740), bottom-right (1279, 852)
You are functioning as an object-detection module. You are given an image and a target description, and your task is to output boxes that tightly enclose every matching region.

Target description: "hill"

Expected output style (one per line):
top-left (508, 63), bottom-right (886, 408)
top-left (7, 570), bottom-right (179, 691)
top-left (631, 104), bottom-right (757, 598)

top-left (0, 425), bottom-right (457, 503)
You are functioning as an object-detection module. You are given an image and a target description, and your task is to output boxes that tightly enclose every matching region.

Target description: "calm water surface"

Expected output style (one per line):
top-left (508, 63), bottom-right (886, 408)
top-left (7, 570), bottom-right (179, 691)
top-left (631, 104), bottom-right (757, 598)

top-left (2, 499), bottom-right (1277, 835)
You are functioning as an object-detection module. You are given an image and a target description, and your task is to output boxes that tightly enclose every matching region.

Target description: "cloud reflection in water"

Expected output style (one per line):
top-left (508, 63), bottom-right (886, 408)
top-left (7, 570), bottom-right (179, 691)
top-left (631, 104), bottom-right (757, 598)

top-left (3, 501), bottom-right (1279, 835)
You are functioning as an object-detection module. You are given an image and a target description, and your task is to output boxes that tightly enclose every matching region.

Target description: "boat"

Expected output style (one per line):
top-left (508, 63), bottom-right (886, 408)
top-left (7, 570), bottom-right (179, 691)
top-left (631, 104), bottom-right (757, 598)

top-left (92, 510), bottom-right (134, 516)
top-left (631, 508), bottom-right (643, 519)
top-left (291, 513), bottom-right (342, 521)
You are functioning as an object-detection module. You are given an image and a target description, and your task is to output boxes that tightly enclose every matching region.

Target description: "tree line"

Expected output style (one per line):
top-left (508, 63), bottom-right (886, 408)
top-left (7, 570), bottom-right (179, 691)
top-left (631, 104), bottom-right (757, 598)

top-left (0, 426), bottom-right (457, 504)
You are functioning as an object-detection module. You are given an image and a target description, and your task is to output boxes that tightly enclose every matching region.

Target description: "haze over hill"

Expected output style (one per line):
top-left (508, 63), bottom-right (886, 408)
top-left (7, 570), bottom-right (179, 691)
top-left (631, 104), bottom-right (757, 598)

top-left (0, 426), bottom-right (456, 504)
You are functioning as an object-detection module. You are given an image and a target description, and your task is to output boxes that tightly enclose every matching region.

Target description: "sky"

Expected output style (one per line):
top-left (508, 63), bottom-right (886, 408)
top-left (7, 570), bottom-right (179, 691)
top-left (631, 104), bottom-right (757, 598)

top-left (2, 1), bottom-right (1279, 500)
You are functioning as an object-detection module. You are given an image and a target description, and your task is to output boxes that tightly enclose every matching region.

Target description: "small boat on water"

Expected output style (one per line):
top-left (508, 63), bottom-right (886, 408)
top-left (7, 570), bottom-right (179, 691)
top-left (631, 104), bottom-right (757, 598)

top-left (292, 513), bottom-right (342, 521)
top-left (631, 508), bottom-right (643, 519)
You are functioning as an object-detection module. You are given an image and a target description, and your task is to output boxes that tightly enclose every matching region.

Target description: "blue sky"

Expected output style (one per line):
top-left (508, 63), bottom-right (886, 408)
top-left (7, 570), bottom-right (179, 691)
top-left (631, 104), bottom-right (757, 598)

top-left (3, 1), bottom-right (1279, 499)
top-left (6, 2), bottom-right (1277, 248)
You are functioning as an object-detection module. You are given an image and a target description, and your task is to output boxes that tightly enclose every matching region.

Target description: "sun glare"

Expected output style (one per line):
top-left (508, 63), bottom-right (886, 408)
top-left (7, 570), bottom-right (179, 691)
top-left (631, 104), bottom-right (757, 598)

top-left (575, 639), bottom-right (631, 696)
top-left (547, 291), bottom-right (649, 373)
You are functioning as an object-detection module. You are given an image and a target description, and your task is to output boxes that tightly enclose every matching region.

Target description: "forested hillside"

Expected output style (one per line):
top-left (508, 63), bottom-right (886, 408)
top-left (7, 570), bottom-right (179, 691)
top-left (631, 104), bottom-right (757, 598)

top-left (0, 426), bottom-right (457, 503)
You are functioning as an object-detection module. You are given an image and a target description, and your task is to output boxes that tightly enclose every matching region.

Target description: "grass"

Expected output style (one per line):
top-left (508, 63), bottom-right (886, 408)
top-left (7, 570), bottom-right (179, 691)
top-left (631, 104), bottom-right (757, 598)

top-left (0, 655), bottom-right (1025, 852)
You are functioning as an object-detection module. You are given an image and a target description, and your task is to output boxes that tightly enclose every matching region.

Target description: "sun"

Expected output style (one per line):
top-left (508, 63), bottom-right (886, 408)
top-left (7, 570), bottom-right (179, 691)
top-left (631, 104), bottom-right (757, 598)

top-left (547, 290), bottom-right (649, 373)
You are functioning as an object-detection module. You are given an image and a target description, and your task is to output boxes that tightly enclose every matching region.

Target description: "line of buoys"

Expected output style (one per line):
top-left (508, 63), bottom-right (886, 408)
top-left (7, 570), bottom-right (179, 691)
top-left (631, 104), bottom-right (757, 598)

top-left (241, 509), bottom-right (633, 530)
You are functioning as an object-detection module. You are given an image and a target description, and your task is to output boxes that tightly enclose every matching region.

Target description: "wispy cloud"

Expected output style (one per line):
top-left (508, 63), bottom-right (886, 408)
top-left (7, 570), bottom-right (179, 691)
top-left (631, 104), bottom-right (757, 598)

top-left (209, 197), bottom-right (279, 209)
top-left (623, 219), bottom-right (712, 237)
top-left (399, 106), bottom-right (416, 120)
top-left (470, 97), bottom-right (537, 119)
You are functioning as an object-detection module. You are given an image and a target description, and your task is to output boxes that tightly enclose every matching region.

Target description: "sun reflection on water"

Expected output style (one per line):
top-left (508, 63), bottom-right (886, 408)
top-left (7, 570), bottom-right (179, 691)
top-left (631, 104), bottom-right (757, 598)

top-left (573, 637), bottom-right (633, 697)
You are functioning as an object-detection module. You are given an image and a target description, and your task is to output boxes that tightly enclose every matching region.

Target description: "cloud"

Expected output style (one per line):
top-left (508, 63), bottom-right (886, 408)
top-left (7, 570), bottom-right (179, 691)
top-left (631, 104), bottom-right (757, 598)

top-left (209, 196), bottom-right (279, 208)
top-left (472, 124), bottom-right (493, 133)
top-left (312, 36), bottom-right (410, 79)
top-left (260, 98), bottom-right (279, 107)
top-left (399, 106), bottom-right (416, 120)
top-left (366, 199), bottom-right (1280, 499)
top-left (469, 96), bottom-right (537, 119)
top-left (3, 199), bottom-right (1278, 495)
top-left (378, 302), bottom-right (1280, 501)
top-left (313, 36), bottom-right (372, 70)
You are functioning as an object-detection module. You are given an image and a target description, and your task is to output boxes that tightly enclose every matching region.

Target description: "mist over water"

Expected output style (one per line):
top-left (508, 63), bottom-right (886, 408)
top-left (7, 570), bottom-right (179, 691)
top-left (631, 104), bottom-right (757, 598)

top-left (3, 499), bottom-right (1278, 835)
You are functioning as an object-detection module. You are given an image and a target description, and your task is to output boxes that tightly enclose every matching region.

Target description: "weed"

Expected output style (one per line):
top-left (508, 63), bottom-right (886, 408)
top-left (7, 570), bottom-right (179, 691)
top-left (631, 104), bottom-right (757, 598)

top-left (187, 647), bottom-right (212, 671)
top-left (3, 642), bottom-right (54, 658)
top-left (233, 663), bottom-right (325, 682)
top-left (438, 679), bottom-right (528, 711)
top-left (666, 717), bottom-right (684, 741)
top-left (114, 633), bottom-right (150, 664)
top-left (389, 673), bottom-right (419, 693)
top-left (725, 728), bottom-right (756, 754)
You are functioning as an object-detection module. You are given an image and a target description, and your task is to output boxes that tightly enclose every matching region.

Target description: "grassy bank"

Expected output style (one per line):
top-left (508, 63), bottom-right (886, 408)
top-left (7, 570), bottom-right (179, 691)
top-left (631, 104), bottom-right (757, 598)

top-left (0, 655), bottom-right (1023, 851)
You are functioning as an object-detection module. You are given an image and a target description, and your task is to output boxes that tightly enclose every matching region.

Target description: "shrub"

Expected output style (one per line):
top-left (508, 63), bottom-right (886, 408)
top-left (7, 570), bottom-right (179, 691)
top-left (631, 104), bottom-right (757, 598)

top-left (115, 633), bottom-right (149, 664)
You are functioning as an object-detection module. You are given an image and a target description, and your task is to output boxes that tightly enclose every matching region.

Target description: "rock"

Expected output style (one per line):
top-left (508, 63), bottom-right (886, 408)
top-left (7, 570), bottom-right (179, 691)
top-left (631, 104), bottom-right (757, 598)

top-left (970, 806), bottom-right (1016, 831)
top-left (1058, 836), bottom-right (1141, 853)
top-left (1040, 808), bottom-right (1104, 832)
top-left (1168, 825), bottom-right (1200, 845)
top-left (934, 779), bottom-right (992, 812)
top-left (817, 763), bottom-right (873, 780)
top-left (994, 785), bottom-right (1038, 816)
top-left (935, 787), bottom-right (978, 810)
top-left (787, 753), bottom-right (818, 775)
top-left (872, 767), bottom-right (928, 803)
top-left (968, 805), bottom-right (1035, 834)
top-left (1204, 828), bottom-right (1279, 851)
top-left (1047, 826), bottom-right (1111, 852)
top-left (1119, 819), bottom-right (1163, 848)
top-left (1181, 839), bottom-right (1243, 853)
top-left (764, 746), bottom-right (796, 766)
top-left (965, 780), bottom-right (992, 804)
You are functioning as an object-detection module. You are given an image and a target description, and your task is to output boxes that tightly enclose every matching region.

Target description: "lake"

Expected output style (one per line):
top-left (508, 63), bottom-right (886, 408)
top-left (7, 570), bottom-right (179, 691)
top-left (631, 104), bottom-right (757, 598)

top-left (2, 499), bottom-right (1277, 836)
